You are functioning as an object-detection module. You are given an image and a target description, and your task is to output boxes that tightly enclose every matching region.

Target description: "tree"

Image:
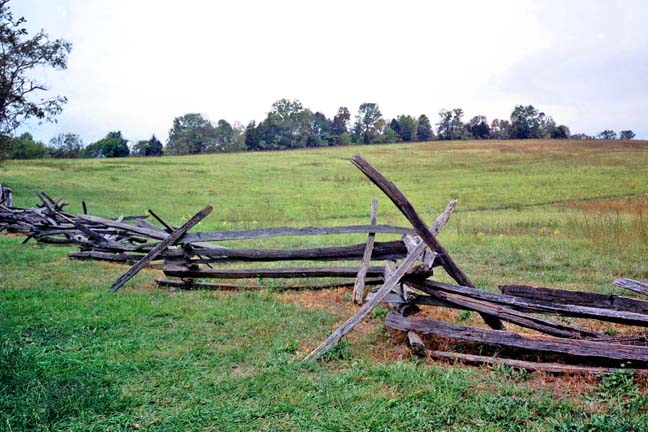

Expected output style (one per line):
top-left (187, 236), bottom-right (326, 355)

top-left (467, 115), bottom-right (490, 139)
top-left (214, 119), bottom-right (234, 151)
top-left (416, 114), bottom-right (433, 141)
top-left (354, 102), bottom-right (383, 144)
top-left (5, 132), bottom-right (48, 159)
top-left (84, 131), bottom-right (129, 158)
top-left (509, 105), bottom-right (540, 139)
top-left (224, 121), bottom-right (247, 153)
top-left (132, 140), bottom-right (148, 157)
top-left (249, 99), bottom-right (315, 150)
top-left (166, 113), bottom-right (217, 155)
top-left (490, 119), bottom-right (510, 139)
top-left (0, 1), bottom-right (71, 135)
top-left (331, 107), bottom-right (350, 143)
top-left (308, 112), bottom-right (331, 147)
top-left (147, 135), bottom-right (163, 156)
top-left (570, 133), bottom-right (592, 140)
top-left (374, 125), bottom-right (398, 144)
top-left (619, 130), bottom-right (636, 140)
top-left (597, 130), bottom-right (617, 140)
top-left (132, 134), bottom-right (163, 156)
top-left (0, 133), bottom-right (10, 160)
top-left (437, 108), bottom-right (465, 140)
top-left (509, 105), bottom-right (556, 139)
top-left (48, 132), bottom-right (83, 158)
top-left (389, 119), bottom-right (401, 140)
top-left (551, 125), bottom-right (570, 139)
top-left (394, 115), bottom-right (416, 142)
top-left (244, 120), bottom-right (260, 150)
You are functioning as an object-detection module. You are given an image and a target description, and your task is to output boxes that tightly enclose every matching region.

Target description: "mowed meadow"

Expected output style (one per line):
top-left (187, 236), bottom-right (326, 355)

top-left (1, 139), bottom-right (648, 431)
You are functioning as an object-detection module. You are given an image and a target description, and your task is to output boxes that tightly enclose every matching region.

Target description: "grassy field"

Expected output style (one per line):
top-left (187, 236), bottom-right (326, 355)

top-left (1, 139), bottom-right (648, 430)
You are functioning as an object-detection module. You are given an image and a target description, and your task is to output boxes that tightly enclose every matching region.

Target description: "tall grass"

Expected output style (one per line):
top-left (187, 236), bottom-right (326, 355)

top-left (566, 197), bottom-right (648, 263)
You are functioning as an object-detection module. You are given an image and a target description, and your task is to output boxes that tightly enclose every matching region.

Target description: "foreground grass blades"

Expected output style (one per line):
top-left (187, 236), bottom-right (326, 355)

top-left (1, 139), bottom-right (648, 430)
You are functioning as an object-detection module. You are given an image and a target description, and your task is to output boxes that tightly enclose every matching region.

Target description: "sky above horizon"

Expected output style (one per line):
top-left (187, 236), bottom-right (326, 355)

top-left (13, 0), bottom-right (648, 144)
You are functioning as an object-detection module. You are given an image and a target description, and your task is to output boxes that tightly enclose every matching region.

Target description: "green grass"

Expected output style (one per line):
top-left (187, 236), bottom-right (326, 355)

top-left (1, 139), bottom-right (648, 430)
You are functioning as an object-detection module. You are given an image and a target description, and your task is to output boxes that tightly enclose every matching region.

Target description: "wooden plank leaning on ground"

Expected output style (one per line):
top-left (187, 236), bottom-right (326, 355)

top-left (416, 284), bottom-right (601, 338)
top-left (385, 312), bottom-right (648, 363)
top-left (428, 351), bottom-right (624, 375)
top-left (614, 278), bottom-right (648, 297)
top-left (110, 205), bottom-right (213, 292)
top-left (303, 199), bottom-right (458, 362)
top-left (411, 279), bottom-right (648, 328)
top-left (350, 154), bottom-right (504, 330)
top-left (353, 198), bottom-right (378, 305)
top-left (499, 284), bottom-right (648, 315)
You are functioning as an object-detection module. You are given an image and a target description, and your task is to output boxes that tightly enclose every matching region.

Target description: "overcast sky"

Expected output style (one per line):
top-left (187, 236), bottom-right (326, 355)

top-left (13, 0), bottom-right (648, 143)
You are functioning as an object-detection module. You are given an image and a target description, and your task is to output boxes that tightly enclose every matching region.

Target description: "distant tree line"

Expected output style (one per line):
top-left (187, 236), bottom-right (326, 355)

top-left (0, 100), bottom-right (639, 160)
top-left (1, 131), bottom-right (164, 159)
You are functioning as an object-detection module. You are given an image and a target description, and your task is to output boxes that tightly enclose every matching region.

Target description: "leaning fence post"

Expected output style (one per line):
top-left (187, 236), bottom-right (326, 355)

top-left (353, 198), bottom-right (378, 305)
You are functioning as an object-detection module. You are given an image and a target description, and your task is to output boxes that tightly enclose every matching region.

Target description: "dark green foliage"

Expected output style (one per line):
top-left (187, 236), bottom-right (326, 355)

top-left (330, 106), bottom-right (350, 144)
top-left (83, 131), bottom-right (129, 158)
top-left (308, 112), bottom-right (331, 147)
top-left (244, 100), bottom-right (335, 151)
top-left (416, 114), bottom-right (433, 141)
top-left (437, 108), bottom-right (467, 140)
top-left (5, 132), bottom-right (48, 159)
top-left (394, 115), bottom-right (417, 142)
top-left (0, 132), bottom-right (9, 161)
top-left (354, 102), bottom-right (383, 144)
top-left (244, 120), bottom-right (260, 150)
top-left (147, 134), bottom-right (163, 155)
top-left (373, 126), bottom-right (399, 144)
top-left (247, 99), bottom-right (315, 150)
top-left (132, 139), bottom-right (148, 156)
top-left (597, 129), bottom-right (617, 140)
top-left (0, 0), bottom-right (71, 135)
top-left (490, 119), bottom-right (511, 139)
top-left (48, 132), bottom-right (83, 158)
top-left (389, 118), bottom-right (400, 137)
top-left (509, 105), bottom-right (557, 139)
top-left (510, 105), bottom-right (538, 139)
top-left (337, 132), bottom-right (352, 145)
top-left (166, 113), bottom-right (217, 155)
top-left (570, 133), bottom-right (593, 140)
top-left (551, 125), bottom-right (571, 139)
top-left (132, 134), bottom-right (163, 157)
top-left (620, 130), bottom-right (635, 140)
top-left (214, 119), bottom-right (234, 151)
top-left (467, 115), bottom-right (491, 139)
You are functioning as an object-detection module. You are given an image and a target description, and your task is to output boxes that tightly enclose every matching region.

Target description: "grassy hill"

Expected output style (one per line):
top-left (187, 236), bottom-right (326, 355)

top-left (1, 139), bottom-right (648, 430)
